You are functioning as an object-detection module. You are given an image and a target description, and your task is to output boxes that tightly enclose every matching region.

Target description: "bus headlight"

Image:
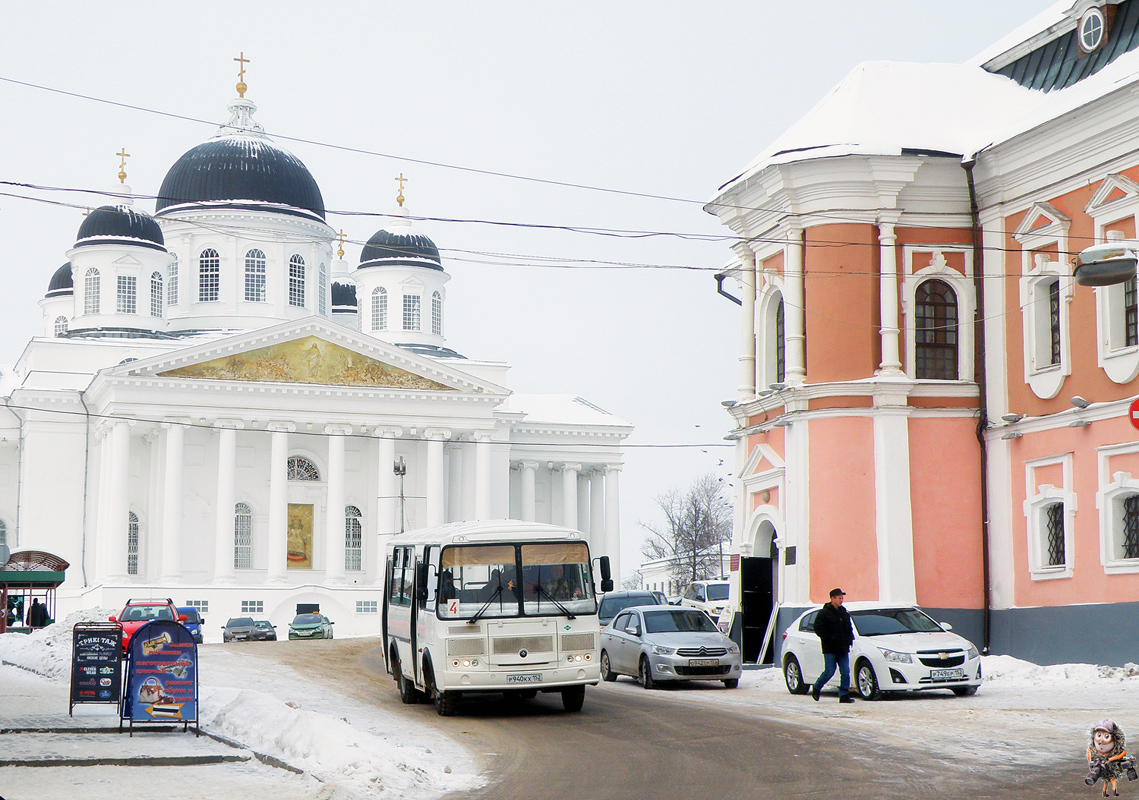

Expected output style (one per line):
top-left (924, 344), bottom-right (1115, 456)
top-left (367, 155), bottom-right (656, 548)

top-left (453, 659), bottom-right (479, 668)
top-left (566, 653), bottom-right (585, 663)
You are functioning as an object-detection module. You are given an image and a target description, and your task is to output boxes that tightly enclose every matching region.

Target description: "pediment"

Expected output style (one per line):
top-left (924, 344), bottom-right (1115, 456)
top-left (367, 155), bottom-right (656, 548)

top-left (744, 442), bottom-right (784, 476)
top-left (1013, 201), bottom-right (1071, 243)
top-left (1086, 173), bottom-right (1139, 216)
top-left (110, 317), bottom-right (508, 394)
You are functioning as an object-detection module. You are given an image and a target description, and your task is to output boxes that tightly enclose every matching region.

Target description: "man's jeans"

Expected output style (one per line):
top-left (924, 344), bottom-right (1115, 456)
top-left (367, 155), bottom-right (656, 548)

top-left (813, 652), bottom-right (851, 697)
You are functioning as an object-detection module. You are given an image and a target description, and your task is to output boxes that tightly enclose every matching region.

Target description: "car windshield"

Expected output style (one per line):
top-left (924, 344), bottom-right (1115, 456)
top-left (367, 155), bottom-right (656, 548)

top-left (849, 608), bottom-right (943, 636)
top-left (599, 595), bottom-right (656, 619)
top-left (643, 609), bottom-right (719, 634)
top-left (179, 610), bottom-right (200, 623)
top-left (705, 584), bottom-right (729, 601)
top-left (438, 542), bottom-right (598, 620)
top-left (293, 614), bottom-right (321, 625)
top-left (255, 621), bottom-right (272, 629)
top-left (226, 617), bottom-right (255, 628)
top-left (124, 606), bottom-right (174, 622)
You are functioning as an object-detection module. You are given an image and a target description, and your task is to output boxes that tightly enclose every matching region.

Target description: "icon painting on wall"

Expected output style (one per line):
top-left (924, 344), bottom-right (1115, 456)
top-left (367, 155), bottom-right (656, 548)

top-left (287, 503), bottom-right (314, 569)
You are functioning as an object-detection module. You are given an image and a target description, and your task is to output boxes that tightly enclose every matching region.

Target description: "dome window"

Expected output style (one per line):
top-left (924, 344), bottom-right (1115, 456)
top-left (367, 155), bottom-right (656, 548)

top-left (199, 249), bottom-right (220, 302)
top-left (289, 255), bottom-right (306, 308)
top-left (372, 287), bottom-right (387, 331)
top-left (432, 291), bottom-right (443, 336)
top-left (245, 249), bottom-right (267, 302)
top-left (167, 256), bottom-right (179, 306)
top-left (402, 293), bottom-right (421, 331)
top-left (116, 275), bottom-right (137, 315)
top-left (84, 268), bottom-right (100, 315)
top-left (1080, 6), bottom-right (1106, 53)
top-left (150, 272), bottom-right (163, 318)
top-left (54, 316), bottom-right (68, 337)
top-left (318, 263), bottom-right (328, 316)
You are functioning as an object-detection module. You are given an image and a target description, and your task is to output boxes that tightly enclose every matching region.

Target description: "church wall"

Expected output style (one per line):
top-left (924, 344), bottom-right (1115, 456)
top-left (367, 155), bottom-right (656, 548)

top-left (16, 419), bottom-right (87, 565)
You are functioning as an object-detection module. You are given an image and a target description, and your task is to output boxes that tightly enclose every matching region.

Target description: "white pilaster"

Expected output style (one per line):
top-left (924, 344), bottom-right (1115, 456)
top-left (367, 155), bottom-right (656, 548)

top-left (325, 424), bottom-right (351, 584)
top-left (425, 428), bottom-right (451, 527)
top-left (604, 465), bottom-right (622, 581)
top-left (561, 462), bottom-right (581, 530)
top-left (446, 443), bottom-right (463, 523)
top-left (159, 421), bottom-right (187, 583)
top-left (590, 470), bottom-right (605, 549)
top-left (873, 407), bottom-right (916, 603)
top-left (784, 226), bottom-right (806, 383)
top-left (461, 442), bottom-right (476, 520)
top-left (474, 432), bottom-right (493, 520)
top-left (212, 421), bottom-right (242, 583)
top-left (520, 460), bottom-right (538, 522)
top-left (104, 419), bottom-right (132, 581)
top-left (878, 219), bottom-right (903, 374)
top-left (266, 423), bottom-right (294, 584)
top-left (577, 472), bottom-right (590, 536)
top-left (737, 247), bottom-right (757, 399)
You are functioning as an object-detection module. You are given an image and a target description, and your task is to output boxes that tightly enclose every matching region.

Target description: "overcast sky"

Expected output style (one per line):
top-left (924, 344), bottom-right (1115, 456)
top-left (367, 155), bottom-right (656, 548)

top-left (0, 1), bottom-right (1052, 577)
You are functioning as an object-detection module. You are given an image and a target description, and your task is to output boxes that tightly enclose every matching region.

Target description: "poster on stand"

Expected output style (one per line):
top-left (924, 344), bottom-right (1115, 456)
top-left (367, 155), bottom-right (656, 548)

top-left (121, 619), bottom-right (198, 735)
top-left (70, 622), bottom-right (122, 715)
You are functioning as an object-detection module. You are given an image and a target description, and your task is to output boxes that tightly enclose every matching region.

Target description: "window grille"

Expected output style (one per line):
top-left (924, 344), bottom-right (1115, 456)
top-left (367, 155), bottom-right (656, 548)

top-left (431, 291), bottom-right (443, 336)
top-left (117, 275), bottom-right (137, 314)
top-left (54, 316), bottom-right (68, 337)
top-left (345, 505), bottom-right (363, 571)
top-left (1124, 495), bottom-right (1139, 559)
top-left (372, 287), bottom-right (387, 331)
top-left (318, 263), bottom-right (328, 316)
top-left (234, 502), bottom-right (253, 569)
top-left (289, 255), bottom-right (306, 307)
top-left (245, 249), bottom-right (267, 302)
top-left (915, 279), bottom-right (959, 380)
top-left (403, 293), bottom-right (421, 331)
top-left (356, 600), bottom-right (378, 614)
top-left (127, 511), bottom-right (139, 575)
top-left (287, 456), bottom-right (320, 481)
top-left (0, 519), bottom-right (6, 548)
top-left (1045, 502), bottom-right (1065, 566)
top-left (1048, 279), bottom-right (1061, 366)
top-left (1126, 277), bottom-right (1138, 348)
top-left (199, 249), bottom-right (220, 302)
top-left (240, 600), bottom-right (263, 614)
top-left (168, 256), bottom-right (179, 306)
top-left (150, 272), bottom-right (163, 317)
top-left (84, 268), bottom-right (100, 315)
top-left (775, 298), bottom-right (785, 383)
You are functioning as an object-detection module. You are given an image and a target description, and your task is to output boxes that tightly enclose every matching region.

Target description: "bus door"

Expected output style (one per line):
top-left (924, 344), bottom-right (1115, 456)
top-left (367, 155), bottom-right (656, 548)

top-left (381, 555), bottom-right (392, 670)
top-left (412, 545), bottom-right (441, 687)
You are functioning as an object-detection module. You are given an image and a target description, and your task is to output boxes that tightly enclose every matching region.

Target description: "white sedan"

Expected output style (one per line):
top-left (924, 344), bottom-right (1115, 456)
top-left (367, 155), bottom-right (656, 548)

top-left (780, 602), bottom-right (982, 700)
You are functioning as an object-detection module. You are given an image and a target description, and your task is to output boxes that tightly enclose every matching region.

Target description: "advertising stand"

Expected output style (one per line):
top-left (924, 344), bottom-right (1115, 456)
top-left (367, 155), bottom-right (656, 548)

top-left (120, 619), bottom-right (199, 736)
top-left (69, 622), bottom-right (123, 716)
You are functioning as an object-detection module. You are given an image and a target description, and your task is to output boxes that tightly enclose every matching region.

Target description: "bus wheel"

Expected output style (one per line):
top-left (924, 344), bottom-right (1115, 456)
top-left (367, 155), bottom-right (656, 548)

top-left (561, 685), bottom-right (585, 712)
top-left (397, 665), bottom-right (421, 704)
top-left (435, 689), bottom-right (457, 717)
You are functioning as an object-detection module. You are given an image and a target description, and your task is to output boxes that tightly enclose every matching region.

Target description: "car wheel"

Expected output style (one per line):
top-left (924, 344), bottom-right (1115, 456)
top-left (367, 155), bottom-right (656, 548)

top-left (600, 650), bottom-right (617, 682)
top-left (562, 685), bottom-right (585, 712)
top-left (783, 655), bottom-right (809, 695)
top-left (855, 659), bottom-right (880, 700)
top-left (722, 678), bottom-right (739, 689)
top-left (639, 655), bottom-right (656, 690)
top-left (952, 686), bottom-right (979, 697)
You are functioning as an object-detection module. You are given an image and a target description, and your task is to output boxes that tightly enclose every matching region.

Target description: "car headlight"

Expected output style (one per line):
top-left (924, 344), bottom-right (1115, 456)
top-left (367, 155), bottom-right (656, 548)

top-left (878, 647), bottom-right (913, 663)
top-left (651, 645), bottom-right (676, 656)
top-left (726, 643), bottom-right (740, 654)
top-left (966, 645), bottom-right (979, 660)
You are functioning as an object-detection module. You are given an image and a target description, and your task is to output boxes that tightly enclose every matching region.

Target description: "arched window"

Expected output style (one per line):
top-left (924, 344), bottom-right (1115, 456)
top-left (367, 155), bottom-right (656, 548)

top-left (234, 502), bottom-right (253, 569)
top-left (54, 316), bottom-right (68, 337)
top-left (150, 272), bottom-right (163, 317)
top-left (289, 255), bottom-right (306, 307)
top-left (775, 297), bottom-right (785, 383)
top-left (372, 287), bottom-right (387, 331)
top-left (116, 275), bottom-right (137, 314)
top-left (127, 511), bottom-right (139, 576)
top-left (403, 293), bottom-right (421, 331)
top-left (915, 279), bottom-right (958, 380)
top-left (345, 505), bottom-right (363, 571)
top-left (199, 248), bottom-right (220, 302)
top-left (245, 249), bottom-right (267, 302)
top-left (84, 268), bottom-right (100, 315)
top-left (431, 291), bottom-right (443, 336)
top-left (318, 263), bottom-right (328, 316)
top-left (287, 456), bottom-right (320, 481)
top-left (168, 256), bottom-right (179, 306)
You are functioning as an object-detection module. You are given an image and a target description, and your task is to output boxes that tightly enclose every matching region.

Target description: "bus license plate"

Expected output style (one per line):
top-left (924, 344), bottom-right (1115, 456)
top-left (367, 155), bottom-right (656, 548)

top-left (930, 668), bottom-right (964, 681)
top-left (507, 673), bottom-right (543, 684)
top-left (689, 659), bottom-right (719, 668)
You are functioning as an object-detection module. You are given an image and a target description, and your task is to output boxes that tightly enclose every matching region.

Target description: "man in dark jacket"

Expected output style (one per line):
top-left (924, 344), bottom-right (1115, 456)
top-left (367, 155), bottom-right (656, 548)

top-left (811, 587), bottom-right (855, 704)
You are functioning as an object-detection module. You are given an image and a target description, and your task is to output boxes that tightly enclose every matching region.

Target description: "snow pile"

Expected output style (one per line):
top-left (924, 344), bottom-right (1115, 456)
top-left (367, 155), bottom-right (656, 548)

top-left (0, 607), bottom-right (115, 679)
top-left (982, 654), bottom-right (1139, 686)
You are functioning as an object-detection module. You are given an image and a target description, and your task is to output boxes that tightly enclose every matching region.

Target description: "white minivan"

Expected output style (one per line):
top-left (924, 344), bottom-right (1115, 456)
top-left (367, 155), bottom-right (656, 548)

top-left (679, 580), bottom-right (730, 619)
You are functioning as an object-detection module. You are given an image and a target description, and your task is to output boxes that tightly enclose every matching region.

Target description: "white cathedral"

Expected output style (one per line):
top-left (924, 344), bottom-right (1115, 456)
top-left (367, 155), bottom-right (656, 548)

top-left (1, 78), bottom-right (631, 637)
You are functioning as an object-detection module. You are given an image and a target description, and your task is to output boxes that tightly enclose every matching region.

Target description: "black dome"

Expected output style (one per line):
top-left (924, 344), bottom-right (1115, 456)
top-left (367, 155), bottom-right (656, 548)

top-left (46, 262), bottom-right (73, 297)
top-left (331, 280), bottom-right (357, 308)
top-left (156, 135), bottom-right (325, 220)
top-left (359, 228), bottom-right (442, 271)
top-left (74, 205), bottom-right (165, 251)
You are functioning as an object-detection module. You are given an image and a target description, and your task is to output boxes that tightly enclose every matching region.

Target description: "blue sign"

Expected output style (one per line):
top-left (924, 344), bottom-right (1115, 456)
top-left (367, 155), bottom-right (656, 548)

top-left (122, 620), bottom-right (198, 725)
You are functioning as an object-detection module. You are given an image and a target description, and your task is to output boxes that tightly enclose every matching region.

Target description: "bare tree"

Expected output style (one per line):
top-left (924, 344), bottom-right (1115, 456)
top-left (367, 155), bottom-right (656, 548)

top-left (639, 473), bottom-right (732, 585)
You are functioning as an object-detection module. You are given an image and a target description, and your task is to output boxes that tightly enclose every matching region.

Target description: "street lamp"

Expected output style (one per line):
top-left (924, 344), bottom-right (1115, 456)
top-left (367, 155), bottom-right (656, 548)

top-left (1074, 240), bottom-right (1139, 286)
top-left (394, 457), bottom-right (407, 533)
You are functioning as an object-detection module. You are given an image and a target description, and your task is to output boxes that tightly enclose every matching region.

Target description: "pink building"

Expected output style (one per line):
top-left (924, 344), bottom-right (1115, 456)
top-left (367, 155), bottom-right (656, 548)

top-left (708, 1), bottom-right (1139, 666)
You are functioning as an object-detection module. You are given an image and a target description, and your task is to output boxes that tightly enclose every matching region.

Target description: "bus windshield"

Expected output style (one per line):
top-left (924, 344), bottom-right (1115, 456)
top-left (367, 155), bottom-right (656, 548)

top-left (438, 541), bottom-right (596, 619)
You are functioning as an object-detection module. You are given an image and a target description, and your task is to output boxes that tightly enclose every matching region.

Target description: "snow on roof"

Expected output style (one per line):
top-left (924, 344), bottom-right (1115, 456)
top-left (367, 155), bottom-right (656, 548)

top-left (967, 1), bottom-right (1072, 68)
top-left (501, 394), bottom-right (632, 428)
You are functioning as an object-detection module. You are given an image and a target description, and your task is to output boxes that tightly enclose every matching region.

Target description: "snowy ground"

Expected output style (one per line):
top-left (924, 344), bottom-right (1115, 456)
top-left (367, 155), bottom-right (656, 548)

top-left (1, 610), bottom-right (1134, 797)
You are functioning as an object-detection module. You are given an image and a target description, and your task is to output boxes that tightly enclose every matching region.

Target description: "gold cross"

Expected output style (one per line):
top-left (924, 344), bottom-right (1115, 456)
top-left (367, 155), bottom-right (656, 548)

top-left (395, 173), bottom-right (407, 206)
top-left (117, 148), bottom-right (130, 183)
top-left (336, 229), bottom-right (346, 260)
top-left (234, 52), bottom-right (249, 82)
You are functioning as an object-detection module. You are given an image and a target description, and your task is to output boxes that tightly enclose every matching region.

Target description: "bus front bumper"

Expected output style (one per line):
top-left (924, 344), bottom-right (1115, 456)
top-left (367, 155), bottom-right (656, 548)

top-left (440, 662), bottom-right (599, 692)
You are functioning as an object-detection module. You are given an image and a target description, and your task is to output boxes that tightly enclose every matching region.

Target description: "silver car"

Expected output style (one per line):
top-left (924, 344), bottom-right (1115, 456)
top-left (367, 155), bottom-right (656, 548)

top-left (600, 605), bottom-right (742, 689)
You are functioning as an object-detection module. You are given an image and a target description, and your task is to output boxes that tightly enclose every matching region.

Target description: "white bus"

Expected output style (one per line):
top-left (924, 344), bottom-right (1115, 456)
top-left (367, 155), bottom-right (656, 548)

top-left (382, 520), bottom-right (614, 716)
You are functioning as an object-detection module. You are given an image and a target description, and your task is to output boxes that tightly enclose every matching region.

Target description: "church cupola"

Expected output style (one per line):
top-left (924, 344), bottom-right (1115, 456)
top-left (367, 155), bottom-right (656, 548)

top-left (65, 151), bottom-right (173, 339)
top-left (330, 229), bottom-right (359, 330)
top-left (38, 262), bottom-right (74, 338)
top-left (352, 175), bottom-right (450, 353)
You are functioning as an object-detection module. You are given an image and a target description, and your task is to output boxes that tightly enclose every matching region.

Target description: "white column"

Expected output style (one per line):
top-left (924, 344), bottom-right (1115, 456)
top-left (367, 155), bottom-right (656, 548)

top-left (736, 247), bottom-right (757, 399)
top-left (159, 421), bottom-right (186, 583)
top-left (325, 424), bottom-right (351, 584)
top-left (590, 470), bottom-right (605, 549)
top-left (460, 443), bottom-right (476, 520)
top-left (375, 427), bottom-right (402, 576)
top-left (878, 219), bottom-right (903, 374)
top-left (520, 460), bottom-right (538, 522)
top-left (604, 465), bottom-right (622, 582)
top-left (446, 443), bottom-right (463, 522)
top-left (212, 421), bottom-right (242, 583)
top-left (784, 225), bottom-right (806, 383)
top-left (561, 462), bottom-right (581, 530)
top-left (104, 420), bottom-right (132, 581)
top-left (266, 423), bottom-right (294, 584)
top-left (474, 432), bottom-right (493, 520)
top-left (425, 429), bottom-right (450, 527)
top-left (577, 472), bottom-right (591, 537)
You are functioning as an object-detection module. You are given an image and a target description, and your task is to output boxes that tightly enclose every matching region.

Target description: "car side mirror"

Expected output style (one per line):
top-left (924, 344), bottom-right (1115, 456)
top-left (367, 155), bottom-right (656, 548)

top-left (178, 615), bottom-right (188, 622)
top-left (108, 616), bottom-right (117, 623)
top-left (940, 622), bottom-right (953, 631)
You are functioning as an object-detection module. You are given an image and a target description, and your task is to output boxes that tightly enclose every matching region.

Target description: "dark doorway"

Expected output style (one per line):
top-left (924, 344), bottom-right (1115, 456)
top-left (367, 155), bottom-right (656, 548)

top-left (740, 551), bottom-right (775, 663)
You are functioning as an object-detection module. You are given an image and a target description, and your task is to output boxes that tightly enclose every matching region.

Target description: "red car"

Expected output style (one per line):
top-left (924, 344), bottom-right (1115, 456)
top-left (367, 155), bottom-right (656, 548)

top-left (109, 598), bottom-right (186, 651)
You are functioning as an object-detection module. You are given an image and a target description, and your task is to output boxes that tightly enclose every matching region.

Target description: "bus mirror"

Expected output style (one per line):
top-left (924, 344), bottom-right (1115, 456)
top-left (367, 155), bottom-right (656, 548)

top-left (601, 579), bottom-right (614, 593)
top-left (599, 556), bottom-right (612, 581)
top-left (416, 563), bottom-right (429, 602)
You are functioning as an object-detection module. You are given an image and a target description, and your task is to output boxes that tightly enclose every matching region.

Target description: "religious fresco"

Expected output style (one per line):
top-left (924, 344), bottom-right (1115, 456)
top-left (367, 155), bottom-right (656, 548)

top-left (157, 336), bottom-right (455, 390)
top-left (287, 503), bottom-right (314, 569)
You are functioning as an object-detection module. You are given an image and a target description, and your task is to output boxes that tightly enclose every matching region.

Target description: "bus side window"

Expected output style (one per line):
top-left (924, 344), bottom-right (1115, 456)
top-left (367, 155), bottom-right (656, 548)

top-left (400, 548), bottom-right (413, 606)
top-left (388, 549), bottom-right (402, 605)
